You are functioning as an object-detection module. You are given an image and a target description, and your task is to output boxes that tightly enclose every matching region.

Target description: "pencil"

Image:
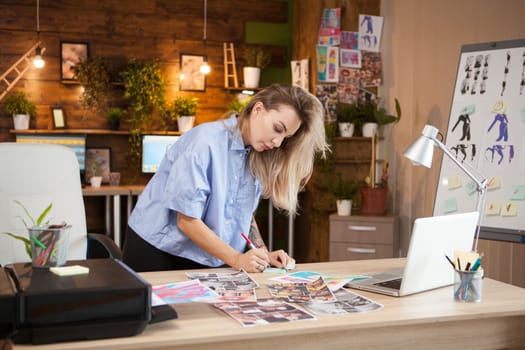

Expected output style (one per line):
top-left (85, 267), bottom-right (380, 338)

top-left (444, 254), bottom-right (456, 269)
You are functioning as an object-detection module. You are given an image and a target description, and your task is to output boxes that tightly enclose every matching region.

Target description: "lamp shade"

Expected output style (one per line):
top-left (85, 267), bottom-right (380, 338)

top-left (403, 125), bottom-right (440, 168)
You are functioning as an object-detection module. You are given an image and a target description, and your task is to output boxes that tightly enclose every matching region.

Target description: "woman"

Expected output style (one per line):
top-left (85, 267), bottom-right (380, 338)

top-left (123, 84), bottom-right (329, 272)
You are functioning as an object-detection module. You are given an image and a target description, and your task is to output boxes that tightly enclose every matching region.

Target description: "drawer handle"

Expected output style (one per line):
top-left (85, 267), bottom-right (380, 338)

top-left (348, 225), bottom-right (377, 231)
top-left (347, 247), bottom-right (376, 254)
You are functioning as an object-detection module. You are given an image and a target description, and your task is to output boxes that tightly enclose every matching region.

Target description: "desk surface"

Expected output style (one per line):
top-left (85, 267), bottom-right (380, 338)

top-left (81, 185), bottom-right (144, 196)
top-left (14, 259), bottom-right (525, 350)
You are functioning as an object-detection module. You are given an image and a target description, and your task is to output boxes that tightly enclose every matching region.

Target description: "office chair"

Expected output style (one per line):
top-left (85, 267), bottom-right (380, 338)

top-left (0, 143), bottom-right (121, 266)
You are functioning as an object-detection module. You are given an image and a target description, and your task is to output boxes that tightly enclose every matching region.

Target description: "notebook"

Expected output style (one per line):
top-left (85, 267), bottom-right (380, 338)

top-left (346, 212), bottom-right (479, 297)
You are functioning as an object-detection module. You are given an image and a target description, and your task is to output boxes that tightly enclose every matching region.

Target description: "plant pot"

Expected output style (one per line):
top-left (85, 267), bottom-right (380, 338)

top-left (243, 67), bottom-right (261, 88)
top-left (90, 176), bottom-right (102, 188)
top-left (336, 199), bottom-right (352, 216)
top-left (360, 187), bottom-right (387, 215)
top-left (108, 119), bottom-right (120, 131)
top-left (13, 114), bottom-right (30, 130)
top-left (177, 115), bottom-right (195, 133)
top-left (362, 122), bottom-right (378, 137)
top-left (338, 122), bottom-right (355, 137)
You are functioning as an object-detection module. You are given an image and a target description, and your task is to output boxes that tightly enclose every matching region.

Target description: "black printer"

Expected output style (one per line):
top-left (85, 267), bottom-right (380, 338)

top-left (0, 259), bottom-right (176, 345)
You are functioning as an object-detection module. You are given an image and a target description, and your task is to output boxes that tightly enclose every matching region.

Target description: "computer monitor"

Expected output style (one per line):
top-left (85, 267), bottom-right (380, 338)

top-left (142, 135), bottom-right (180, 173)
top-left (16, 134), bottom-right (87, 171)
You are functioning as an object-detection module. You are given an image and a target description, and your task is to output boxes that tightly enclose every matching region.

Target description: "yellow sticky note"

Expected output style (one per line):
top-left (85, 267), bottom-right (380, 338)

top-left (485, 202), bottom-right (501, 216)
top-left (50, 265), bottom-right (89, 276)
top-left (487, 176), bottom-right (501, 190)
top-left (447, 175), bottom-right (462, 190)
top-left (501, 201), bottom-right (517, 217)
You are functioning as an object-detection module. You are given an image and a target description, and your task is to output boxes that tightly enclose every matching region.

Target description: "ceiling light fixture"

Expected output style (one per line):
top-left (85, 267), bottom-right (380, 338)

top-left (33, 0), bottom-right (45, 68)
top-left (199, 0), bottom-right (210, 75)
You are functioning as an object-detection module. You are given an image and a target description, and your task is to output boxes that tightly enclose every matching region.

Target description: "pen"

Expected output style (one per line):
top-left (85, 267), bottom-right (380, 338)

top-left (457, 257), bottom-right (462, 271)
top-left (471, 257), bottom-right (482, 271)
top-left (465, 262), bottom-right (471, 271)
top-left (444, 254), bottom-right (456, 269)
top-left (241, 232), bottom-right (257, 250)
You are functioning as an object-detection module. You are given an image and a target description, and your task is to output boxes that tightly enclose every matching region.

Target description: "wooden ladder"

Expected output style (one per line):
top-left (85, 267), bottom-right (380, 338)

top-left (0, 42), bottom-right (45, 102)
top-left (223, 42), bottom-right (239, 88)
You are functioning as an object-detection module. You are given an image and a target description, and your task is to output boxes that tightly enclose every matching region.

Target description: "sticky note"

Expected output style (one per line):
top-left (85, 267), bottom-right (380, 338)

top-left (465, 180), bottom-right (477, 195)
top-left (510, 185), bottom-right (525, 200)
top-left (485, 202), bottom-right (501, 216)
top-left (487, 176), bottom-right (501, 190)
top-left (501, 201), bottom-right (517, 217)
top-left (447, 175), bottom-right (462, 190)
top-left (50, 265), bottom-right (89, 276)
top-left (443, 198), bottom-right (458, 213)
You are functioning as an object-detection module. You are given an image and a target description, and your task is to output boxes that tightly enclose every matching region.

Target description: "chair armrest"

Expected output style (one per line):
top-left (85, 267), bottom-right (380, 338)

top-left (87, 233), bottom-right (123, 260)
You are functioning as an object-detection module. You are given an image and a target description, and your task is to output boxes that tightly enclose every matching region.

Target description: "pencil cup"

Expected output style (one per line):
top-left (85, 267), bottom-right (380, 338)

top-left (453, 268), bottom-right (483, 302)
top-left (28, 225), bottom-right (71, 268)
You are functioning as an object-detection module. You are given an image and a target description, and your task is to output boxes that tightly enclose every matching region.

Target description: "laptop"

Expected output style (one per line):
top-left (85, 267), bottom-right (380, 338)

top-left (346, 212), bottom-right (479, 297)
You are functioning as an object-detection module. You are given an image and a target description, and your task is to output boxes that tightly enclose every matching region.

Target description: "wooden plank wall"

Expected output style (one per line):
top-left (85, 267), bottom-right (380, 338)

top-left (292, 0), bottom-right (379, 262)
top-left (0, 0), bottom-right (288, 234)
top-left (0, 0), bottom-right (288, 136)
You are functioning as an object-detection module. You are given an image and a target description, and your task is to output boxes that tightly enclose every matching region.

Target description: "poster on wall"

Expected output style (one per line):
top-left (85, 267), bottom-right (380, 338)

top-left (358, 14), bottom-right (383, 53)
top-left (433, 38), bottom-right (525, 239)
top-left (318, 8), bottom-right (341, 46)
top-left (291, 58), bottom-right (309, 91)
top-left (340, 31), bottom-right (359, 50)
top-left (316, 45), bottom-right (339, 83)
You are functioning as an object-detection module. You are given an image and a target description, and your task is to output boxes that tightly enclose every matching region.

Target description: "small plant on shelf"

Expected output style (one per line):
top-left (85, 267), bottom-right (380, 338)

top-left (242, 46), bottom-right (271, 69)
top-left (3, 91), bottom-right (37, 117)
top-left (331, 174), bottom-right (359, 201)
top-left (107, 107), bottom-right (123, 130)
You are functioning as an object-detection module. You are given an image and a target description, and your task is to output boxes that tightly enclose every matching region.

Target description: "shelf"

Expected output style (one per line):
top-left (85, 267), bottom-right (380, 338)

top-left (10, 129), bottom-right (182, 136)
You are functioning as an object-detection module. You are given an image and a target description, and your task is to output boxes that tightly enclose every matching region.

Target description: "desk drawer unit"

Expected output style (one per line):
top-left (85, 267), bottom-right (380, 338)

top-left (329, 214), bottom-right (399, 261)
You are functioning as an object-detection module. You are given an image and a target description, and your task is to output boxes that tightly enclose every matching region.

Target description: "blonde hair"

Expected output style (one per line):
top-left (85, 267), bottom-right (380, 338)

top-left (238, 84), bottom-right (329, 216)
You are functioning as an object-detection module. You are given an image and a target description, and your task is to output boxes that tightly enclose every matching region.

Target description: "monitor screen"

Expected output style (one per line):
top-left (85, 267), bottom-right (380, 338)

top-left (16, 134), bottom-right (87, 171)
top-left (142, 135), bottom-right (180, 173)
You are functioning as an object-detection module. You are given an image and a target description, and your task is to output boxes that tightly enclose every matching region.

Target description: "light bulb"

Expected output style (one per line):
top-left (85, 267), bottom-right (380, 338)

top-left (200, 62), bottom-right (211, 75)
top-left (33, 46), bottom-right (45, 68)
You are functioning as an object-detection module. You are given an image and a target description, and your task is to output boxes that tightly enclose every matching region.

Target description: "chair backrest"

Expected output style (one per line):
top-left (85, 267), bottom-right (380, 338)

top-left (0, 142), bottom-right (87, 265)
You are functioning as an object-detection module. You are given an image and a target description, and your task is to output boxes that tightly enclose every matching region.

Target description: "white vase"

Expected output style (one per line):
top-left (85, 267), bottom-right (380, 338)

top-left (362, 122), bottom-right (378, 137)
top-left (177, 116), bottom-right (195, 133)
top-left (90, 176), bottom-right (102, 188)
top-left (336, 199), bottom-right (352, 216)
top-left (243, 67), bottom-right (261, 88)
top-left (338, 122), bottom-right (354, 137)
top-left (13, 114), bottom-right (30, 130)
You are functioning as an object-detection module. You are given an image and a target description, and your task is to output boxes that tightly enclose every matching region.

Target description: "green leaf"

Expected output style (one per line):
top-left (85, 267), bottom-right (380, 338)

top-left (37, 203), bottom-right (53, 225)
top-left (3, 232), bottom-right (32, 258)
top-left (14, 199), bottom-right (35, 226)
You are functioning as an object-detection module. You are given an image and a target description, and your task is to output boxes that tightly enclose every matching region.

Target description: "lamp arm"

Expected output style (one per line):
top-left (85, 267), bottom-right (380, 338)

top-left (434, 138), bottom-right (487, 252)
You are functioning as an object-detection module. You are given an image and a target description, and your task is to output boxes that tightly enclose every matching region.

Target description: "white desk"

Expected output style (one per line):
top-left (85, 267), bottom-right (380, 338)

top-left (14, 259), bottom-right (525, 349)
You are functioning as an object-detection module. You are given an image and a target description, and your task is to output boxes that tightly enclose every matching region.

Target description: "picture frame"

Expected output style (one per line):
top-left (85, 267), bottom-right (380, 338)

top-left (180, 53), bottom-right (206, 91)
top-left (51, 107), bottom-right (66, 129)
top-left (60, 41), bottom-right (89, 81)
top-left (85, 148), bottom-right (111, 183)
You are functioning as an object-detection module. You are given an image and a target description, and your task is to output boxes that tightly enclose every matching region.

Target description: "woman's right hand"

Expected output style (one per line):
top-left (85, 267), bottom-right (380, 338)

top-left (234, 248), bottom-right (269, 273)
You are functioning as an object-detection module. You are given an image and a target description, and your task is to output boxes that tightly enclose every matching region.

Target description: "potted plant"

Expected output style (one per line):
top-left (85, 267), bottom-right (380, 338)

top-left (74, 57), bottom-right (113, 116)
top-left (3, 91), bottom-right (37, 130)
top-left (107, 107), bottom-right (123, 131)
top-left (331, 174), bottom-right (359, 216)
top-left (242, 46), bottom-right (271, 88)
top-left (172, 96), bottom-right (198, 133)
top-left (336, 102), bottom-right (361, 137)
top-left (359, 98), bottom-right (401, 137)
top-left (360, 98), bottom-right (402, 215)
top-left (120, 58), bottom-right (166, 171)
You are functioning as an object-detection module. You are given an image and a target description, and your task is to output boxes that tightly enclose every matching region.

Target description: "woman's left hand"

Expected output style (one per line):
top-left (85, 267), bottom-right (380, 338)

top-left (268, 249), bottom-right (294, 268)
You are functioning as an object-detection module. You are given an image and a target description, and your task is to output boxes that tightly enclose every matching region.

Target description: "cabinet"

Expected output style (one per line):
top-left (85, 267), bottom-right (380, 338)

top-left (477, 239), bottom-right (525, 288)
top-left (329, 214), bottom-right (399, 261)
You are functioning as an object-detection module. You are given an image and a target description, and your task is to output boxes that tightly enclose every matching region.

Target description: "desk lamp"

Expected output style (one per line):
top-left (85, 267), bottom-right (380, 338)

top-left (403, 124), bottom-right (487, 252)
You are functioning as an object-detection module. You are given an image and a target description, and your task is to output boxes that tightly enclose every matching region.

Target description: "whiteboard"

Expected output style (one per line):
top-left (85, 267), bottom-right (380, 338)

top-left (433, 39), bottom-right (525, 242)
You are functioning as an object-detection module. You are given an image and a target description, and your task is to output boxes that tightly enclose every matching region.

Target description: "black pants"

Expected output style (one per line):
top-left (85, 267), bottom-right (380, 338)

top-left (122, 225), bottom-right (209, 272)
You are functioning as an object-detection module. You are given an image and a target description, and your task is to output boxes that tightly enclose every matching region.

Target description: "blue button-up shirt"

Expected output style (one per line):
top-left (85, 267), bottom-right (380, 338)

top-left (128, 115), bottom-right (261, 267)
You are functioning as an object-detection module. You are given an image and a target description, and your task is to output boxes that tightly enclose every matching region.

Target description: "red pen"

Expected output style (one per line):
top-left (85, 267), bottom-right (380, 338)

top-left (241, 232), bottom-right (257, 250)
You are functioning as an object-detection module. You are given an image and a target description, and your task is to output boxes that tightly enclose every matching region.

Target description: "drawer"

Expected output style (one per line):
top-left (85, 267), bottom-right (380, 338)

top-left (330, 220), bottom-right (395, 244)
top-left (329, 242), bottom-right (395, 261)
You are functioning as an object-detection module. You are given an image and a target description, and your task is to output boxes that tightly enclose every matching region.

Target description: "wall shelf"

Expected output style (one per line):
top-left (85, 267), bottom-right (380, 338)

top-left (10, 129), bottom-right (181, 136)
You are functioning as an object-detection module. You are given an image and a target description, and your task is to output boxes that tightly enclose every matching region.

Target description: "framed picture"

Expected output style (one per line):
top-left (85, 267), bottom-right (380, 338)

top-left (85, 148), bottom-right (111, 183)
top-left (51, 107), bottom-right (66, 129)
top-left (180, 53), bottom-right (206, 91)
top-left (60, 41), bottom-right (89, 81)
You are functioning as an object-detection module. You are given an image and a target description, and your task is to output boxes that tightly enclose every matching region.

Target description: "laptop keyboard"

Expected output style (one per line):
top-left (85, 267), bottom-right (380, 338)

top-left (375, 278), bottom-right (402, 290)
